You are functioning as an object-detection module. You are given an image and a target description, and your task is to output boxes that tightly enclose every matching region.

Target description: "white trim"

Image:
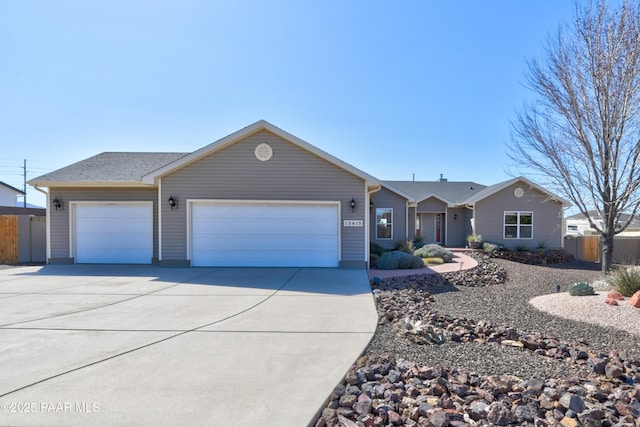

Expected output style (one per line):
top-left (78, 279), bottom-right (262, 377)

top-left (375, 207), bottom-right (394, 240)
top-left (69, 201), bottom-right (154, 262)
top-left (503, 211), bottom-right (534, 240)
top-left (186, 199), bottom-right (341, 265)
top-left (466, 176), bottom-right (570, 206)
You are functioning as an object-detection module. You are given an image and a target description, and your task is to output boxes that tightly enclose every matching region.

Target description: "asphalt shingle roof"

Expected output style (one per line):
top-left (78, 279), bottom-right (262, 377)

top-left (384, 180), bottom-right (487, 205)
top-left (30, 152), bottom-right (188, 183)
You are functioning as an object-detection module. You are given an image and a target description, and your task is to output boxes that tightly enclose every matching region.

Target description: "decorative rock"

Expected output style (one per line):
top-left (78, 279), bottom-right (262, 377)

top-left (486, 402), bottom-right (513, 425)
top-left (468, 400), bottom-right (490, 421)
top-left (630, 291), bottom-right (640, 308)
top-left (607, 291), bottom-right (625, 300)
top-left (605, 363), bottom-right (623, 379)
top-left (560, 416), bottom-right (579, 427)
top-left (427, 408), bottom-right (449, 427)
top-left (387, 409), bottom-right (402, 425)
top-left (559, 392), bottom-right (586, 413)
top-left (605, 297), bottom-right (619, 306)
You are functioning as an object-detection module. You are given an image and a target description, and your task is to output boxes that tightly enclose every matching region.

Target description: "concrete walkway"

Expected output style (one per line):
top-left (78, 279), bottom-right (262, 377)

top-left (0, 265), bottom-right (377, 426)
top-left (368, 250), bottom-right (478, 280)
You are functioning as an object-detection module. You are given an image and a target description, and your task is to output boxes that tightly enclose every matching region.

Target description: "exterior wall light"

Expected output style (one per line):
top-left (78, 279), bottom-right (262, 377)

top-left (52, 198), bottom-right (63, 210)
top-left (370, 200), bottom-right (373, 209)
top-left (168, 196), bottom-right (178, 210)
top-left (350, 198), bottom-right (356, 212)
top-left (454, 213), bottom-right (458, 220)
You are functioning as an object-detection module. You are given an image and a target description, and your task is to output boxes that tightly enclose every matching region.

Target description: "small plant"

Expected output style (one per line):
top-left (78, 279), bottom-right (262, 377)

top-left (483, 242), bottom-right (499, 253)
top-left (568, 281), bottom-right (596, 296)
top-left (607, 267), bottom-right (640, 297)
top-left (537, 240), bottom-right (548, 250)
top-left (370, 242), bottom-right (386, 256)
top-left (394, 239), bottom-right (415, 254)
top-left (377, 251), bottom-right (425, 270)
top-left (414, 244), bottom-right (454, 262)
top-left (515, 244), bottom-right (528, 252)
top-left (413, 233), bottom-right (424, 243)
top-left (423, 257), bottom-right (444, 265)
top-left (467, 234), bottom-right (482, 243)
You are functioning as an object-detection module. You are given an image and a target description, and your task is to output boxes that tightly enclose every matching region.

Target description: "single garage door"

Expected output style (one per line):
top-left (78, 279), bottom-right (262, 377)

top-left (191, 201), bottom-right (339, 267)
top-left (74, 203), bottom-right (153, 264)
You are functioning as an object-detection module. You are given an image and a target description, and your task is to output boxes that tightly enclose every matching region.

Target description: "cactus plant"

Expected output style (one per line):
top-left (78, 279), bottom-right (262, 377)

top-left (568, 281), bottom-right (596, 296)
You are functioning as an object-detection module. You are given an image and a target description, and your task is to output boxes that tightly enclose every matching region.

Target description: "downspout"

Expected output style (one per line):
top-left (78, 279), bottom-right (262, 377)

top-left (367, 183), bottom-right (382, 268)
top-left (33, 185), bottom-right (50, 263)
top-left (158, 179), bottom-right (162, 263)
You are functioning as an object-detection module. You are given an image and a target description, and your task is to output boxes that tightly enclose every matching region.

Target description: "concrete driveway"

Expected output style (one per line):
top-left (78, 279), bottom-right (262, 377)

top-left (0, 265), bottom-right (377, 426)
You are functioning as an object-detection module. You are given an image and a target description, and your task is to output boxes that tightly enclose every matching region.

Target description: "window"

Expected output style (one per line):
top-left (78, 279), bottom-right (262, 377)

top-left (504, 211), bottom-right (533, 239)
top-left (376, 208), bottom-right (393, 239)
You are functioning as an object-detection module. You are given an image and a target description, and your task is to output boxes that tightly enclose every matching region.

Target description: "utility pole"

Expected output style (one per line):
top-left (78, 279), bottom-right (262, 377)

top-left (22, 159), bottom-right (26, 208)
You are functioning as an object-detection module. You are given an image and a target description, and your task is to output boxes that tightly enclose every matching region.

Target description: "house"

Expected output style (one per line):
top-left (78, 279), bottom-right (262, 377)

top-left (0, 181), bottom-right (25, 207)
top-left (565, 211), bottom-right (640, 236)
top-left (371, 176), bottom-right (568, 249)
top-left (28, 121), bottom-right (379, 267)
top-left (29, 120), bottom-right (567, 267)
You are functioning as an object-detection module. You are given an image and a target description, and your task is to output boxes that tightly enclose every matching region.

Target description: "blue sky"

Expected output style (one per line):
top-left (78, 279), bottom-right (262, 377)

top-left (1, 1), bottom-right (577, 208)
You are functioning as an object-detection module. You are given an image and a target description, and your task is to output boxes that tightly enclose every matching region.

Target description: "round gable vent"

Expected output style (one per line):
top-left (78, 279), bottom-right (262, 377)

top-left (514, 187), bottom-right (524, 198)
top-left (255, 143), bottom-right (273, 161)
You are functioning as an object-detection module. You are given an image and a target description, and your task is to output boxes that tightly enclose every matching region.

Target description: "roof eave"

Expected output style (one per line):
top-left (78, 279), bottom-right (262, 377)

top-left (27, 180), bottom-right (155, 188)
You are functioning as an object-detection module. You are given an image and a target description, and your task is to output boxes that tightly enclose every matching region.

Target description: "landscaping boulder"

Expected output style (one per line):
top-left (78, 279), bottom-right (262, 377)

top-left (607, 291), bottom-right (625, 300)
top-left (605, 297), bottom-right (619, 306)
top-left (630, 291), bottom-right (640, 308)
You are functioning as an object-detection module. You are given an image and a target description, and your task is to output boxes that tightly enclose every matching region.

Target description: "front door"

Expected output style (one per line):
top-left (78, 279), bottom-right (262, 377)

top-left (435, 214), bottom-right (442, 244)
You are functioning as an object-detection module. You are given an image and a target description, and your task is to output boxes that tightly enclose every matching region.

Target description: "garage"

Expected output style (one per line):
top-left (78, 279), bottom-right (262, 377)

top-left (190, 201), bottom-right (339, 267)
top-left (73, 203), bottom-right (153, 264)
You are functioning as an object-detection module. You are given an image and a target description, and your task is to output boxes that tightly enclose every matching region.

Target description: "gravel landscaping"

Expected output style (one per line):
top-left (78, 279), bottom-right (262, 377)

top-left (315, 254), bottom-right (640, 426)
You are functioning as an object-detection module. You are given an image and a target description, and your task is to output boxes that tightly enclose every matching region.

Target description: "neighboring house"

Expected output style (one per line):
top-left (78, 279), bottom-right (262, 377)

top-left (29, 120), bottom-right (567, 267)
top-left (0, 181), bottom-right (24, 207)
top-left (565, 211), bottom-right (640, 236)
top-left (372, 176), bottom-right (568, 249)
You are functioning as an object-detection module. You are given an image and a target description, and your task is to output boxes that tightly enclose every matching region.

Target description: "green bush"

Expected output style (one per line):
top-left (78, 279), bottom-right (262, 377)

top-left (608, 267), bottom-right (640, 297)
top-left (568, 281), bottom-right (595, 296)
top-left (413, 233), bottom-right (424, 243)
top-left (394, 239), bottom-right (415, 254)
top-left (370, 242), bottom-right (386, 256)
top-left (377, 251), bottom-right (425, 270)
top-left (423, 257), bottom-right (444, 265)
top-left (369, 254), bottom-right (379, 269)
top-left (413, 244), bottom-right (454, 263)
top-left (483, 242), bottom-right (499, 253)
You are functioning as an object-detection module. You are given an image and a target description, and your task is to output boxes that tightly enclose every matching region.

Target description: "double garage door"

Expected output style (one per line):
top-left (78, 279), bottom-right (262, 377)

top-left (72, 201), bottom-right (339, 267)
top-left (190, 201), bottom-right (339, 267)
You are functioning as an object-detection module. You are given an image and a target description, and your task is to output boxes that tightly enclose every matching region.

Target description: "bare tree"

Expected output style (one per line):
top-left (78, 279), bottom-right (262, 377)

top-left (510, 0), bottom-right (640, 273)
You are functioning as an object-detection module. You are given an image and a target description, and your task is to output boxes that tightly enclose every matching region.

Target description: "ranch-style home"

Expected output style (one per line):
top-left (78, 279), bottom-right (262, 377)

top-left (29, 120), bottom-right (568, 268)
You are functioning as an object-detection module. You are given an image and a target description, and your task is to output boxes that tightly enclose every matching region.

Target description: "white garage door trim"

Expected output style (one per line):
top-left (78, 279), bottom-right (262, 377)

top-left (188, 199), bottom-right (341, 267)
top-left (70, 201), bottom-right (153, 264)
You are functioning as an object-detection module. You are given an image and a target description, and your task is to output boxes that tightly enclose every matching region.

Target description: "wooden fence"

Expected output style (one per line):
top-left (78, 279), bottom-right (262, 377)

top-left (0, 215), bottom-right (18, 264)
top-left (564, 235), bottom-right (640, 264)
top-left (0, 215), bottom-right (46, 264)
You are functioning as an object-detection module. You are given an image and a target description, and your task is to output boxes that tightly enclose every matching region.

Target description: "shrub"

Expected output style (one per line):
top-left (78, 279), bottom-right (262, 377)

top-left (394, 239), bottom-right (415, 254)
top-left (414, 244), bottom-right (454, 263)
top-left (377, 251), bottom-right (425, 270)
top-left (483, 242), bottom-right (499, 253)
top-left (370, 242), bottom-right (386, 256)
top-left (608, 267), bottom-right (640, 297)
top-left (413, 233), bottom-right (424, 243)
top-left (568, 281), bottom-right (595, 296)
top-left (423, 257), bottom-right (444, 265)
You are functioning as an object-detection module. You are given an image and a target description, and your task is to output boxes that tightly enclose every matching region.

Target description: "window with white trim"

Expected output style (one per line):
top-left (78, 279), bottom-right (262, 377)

top-left (504, 211), bottom-right (533, 239)
top-left (376, 208), bottom-right (393, 239)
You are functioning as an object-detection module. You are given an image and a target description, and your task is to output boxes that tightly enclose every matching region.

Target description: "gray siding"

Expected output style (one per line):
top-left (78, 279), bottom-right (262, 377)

top-left (161, 130), bottom-right (367, 263)
top-left (48, 187), bottom-right (158, 262)
top-left (446, 207), bottom-right (467, 247)
top-left (370, 187), bottom-right (407, 249)
top-left (408, 206), bottom-right (416, 241)
top-left (417, 197), bottom-right (447, 212)
top-left (474, 182), bottom-right (564, 249)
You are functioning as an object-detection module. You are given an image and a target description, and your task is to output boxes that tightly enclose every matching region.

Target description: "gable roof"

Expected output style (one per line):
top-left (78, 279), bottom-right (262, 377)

top-left (0, 181), bottom-right (25, 195)
top-left (141, 120), bottom-right (380, 189)
top-left (380, 182), bottom-right (417, 204)
top-left (384, 180), bottom-right (486, 205)
top-left (383, 176), bottom-right (569, 207)
top-left (29, 152), bottom-right (188, 186)
top-left (463, 176), bottom-right (569, 206)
